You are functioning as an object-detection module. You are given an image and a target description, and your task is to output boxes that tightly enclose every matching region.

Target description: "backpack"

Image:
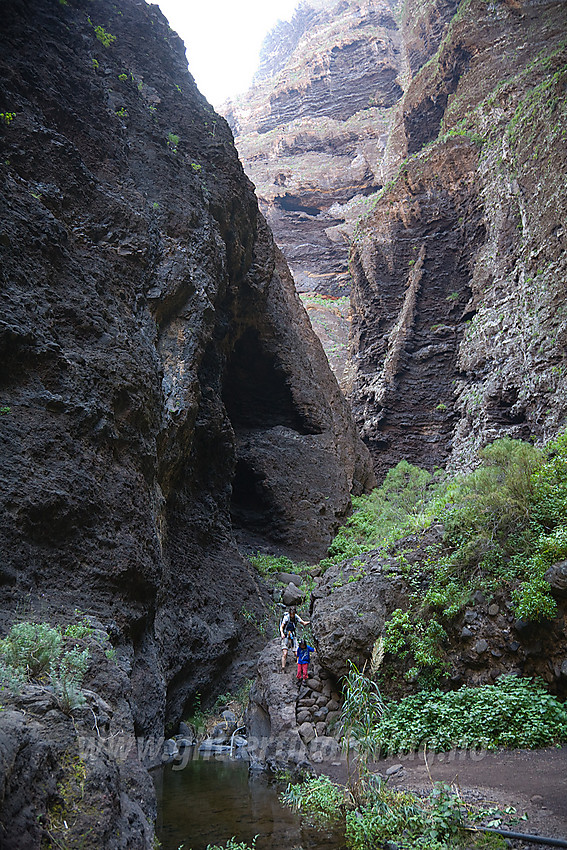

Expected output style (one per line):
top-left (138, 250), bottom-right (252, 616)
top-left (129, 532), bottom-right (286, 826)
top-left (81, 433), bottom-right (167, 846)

top-left (282, 614), bottom-right (296, 635)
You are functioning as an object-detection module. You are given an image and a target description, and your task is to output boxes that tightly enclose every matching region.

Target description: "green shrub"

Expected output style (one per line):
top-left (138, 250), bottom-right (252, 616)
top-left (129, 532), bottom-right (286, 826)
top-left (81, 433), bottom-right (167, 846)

top-left (281, 774), bottom-right (345, 824)
top-left (167, 132), bottom-right (180, 152)
top-left (511, 576), bottom-right (557, 621)
top-left (376, 678), bottom-right (567, 754)
top-left (328, 460), bottom-right (444, 561)
top-left (0, 665), bottom-right (24, 694)
top-left (345, 780), bottom-right (465, 850)
top-left (50, 648), bottom-right (90, 713)
top-left (0, 622), bottom-right (62, 678)
top-left (284, 774), bottom-right (502, 850)
top-left (63, 618), bottom-right (94, 640)
top-left (443, 438), bottom-right (542, 564)
top-left (326, 435), bottom-right (567, 681)
top-left (248, 552), bottom-right (307, 577)
top-left (94, 24), bottom-right (116, 47)
top-left (0, 620), bottom-right (90, 713)
top-left (383, 611), bottom-right (448, 682)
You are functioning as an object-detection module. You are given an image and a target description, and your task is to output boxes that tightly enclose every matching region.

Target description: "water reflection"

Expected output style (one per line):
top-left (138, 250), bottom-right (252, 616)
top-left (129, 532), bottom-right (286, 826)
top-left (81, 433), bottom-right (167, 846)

top-left (153, 755), bottom-right (344, 850)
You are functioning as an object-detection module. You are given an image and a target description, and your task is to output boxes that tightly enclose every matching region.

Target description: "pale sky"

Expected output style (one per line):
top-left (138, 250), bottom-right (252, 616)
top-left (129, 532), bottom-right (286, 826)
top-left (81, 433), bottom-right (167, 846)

top-left (154, 0), bottom-right (300, 106)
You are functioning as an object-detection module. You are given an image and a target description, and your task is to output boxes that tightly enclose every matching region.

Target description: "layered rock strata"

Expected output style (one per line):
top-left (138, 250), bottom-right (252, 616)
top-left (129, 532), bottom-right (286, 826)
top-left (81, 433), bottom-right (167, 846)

top-left (350, 0), bottom-right (567, 476)
top-left (228, 0), bottom-right (567, 474)
top-left (222, 0), bottom-right (405, 381)
top-left (0, 0), bottom-right (374, 840)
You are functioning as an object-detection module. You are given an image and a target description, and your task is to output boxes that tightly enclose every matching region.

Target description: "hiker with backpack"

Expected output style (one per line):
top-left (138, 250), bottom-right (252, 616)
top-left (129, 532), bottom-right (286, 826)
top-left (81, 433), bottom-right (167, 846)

top-left (279, 606), bottom-right (309, 671)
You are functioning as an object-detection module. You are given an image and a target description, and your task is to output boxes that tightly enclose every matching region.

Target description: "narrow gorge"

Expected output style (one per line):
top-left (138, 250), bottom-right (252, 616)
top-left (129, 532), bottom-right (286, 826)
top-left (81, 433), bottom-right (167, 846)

top-left (0, 0), bottom-right (566, 847)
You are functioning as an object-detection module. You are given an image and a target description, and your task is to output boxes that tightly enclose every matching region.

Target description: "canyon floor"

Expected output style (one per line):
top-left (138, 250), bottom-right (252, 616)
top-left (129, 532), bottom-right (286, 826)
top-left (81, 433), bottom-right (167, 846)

top-left (317, 746), bottom-right (567, 846)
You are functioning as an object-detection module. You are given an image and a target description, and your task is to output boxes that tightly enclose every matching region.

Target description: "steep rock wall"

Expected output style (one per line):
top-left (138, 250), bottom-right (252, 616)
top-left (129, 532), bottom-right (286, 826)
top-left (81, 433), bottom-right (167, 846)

top-left (227, 0), bottom-right (567, 474)
top-left (350, 0), bottom-right (567, 476)
top-left (0, 0), bottom-right (373, 758)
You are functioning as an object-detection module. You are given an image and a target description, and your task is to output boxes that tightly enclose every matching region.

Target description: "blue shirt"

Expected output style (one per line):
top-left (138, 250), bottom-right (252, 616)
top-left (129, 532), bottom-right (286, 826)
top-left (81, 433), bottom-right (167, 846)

top-left (297, 646), bottom-right (314, 664)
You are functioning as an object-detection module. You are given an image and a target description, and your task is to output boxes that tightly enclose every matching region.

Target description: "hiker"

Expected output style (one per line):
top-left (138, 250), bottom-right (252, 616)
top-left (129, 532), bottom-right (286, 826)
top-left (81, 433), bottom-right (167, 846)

top-left (279, 606), bottom-right (309, 670)
top-left (296, 639), bottom-right (315, 685)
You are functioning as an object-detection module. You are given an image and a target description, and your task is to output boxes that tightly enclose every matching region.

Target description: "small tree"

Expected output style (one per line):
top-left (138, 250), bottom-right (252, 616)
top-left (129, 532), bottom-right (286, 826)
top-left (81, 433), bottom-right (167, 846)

top-left (339, 660), bottom-right (384, 803)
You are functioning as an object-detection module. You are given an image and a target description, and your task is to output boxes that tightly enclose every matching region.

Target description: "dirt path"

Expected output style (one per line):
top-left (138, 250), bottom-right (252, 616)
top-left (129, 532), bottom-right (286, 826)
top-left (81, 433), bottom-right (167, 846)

top-left (317, 746), bottom-right (567, 846)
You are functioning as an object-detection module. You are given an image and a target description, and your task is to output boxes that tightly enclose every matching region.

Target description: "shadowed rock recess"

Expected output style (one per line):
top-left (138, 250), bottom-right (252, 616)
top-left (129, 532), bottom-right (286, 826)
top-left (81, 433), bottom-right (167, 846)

top-left (0, 0), bottom-right (373, 844)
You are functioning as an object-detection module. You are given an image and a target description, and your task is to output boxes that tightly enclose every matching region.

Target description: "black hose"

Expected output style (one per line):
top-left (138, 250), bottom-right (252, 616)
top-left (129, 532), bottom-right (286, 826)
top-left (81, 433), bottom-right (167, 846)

top-left (466, 826), bottom-right (567, 847)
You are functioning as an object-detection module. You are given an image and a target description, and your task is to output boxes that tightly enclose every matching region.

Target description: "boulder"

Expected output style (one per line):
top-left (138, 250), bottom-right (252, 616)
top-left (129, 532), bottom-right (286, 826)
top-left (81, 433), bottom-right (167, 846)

top-left (311, 548), bottom-right (408, 678)
top-left (545, 561), bottom-right (567, 597)
top-left (162, 739), bottom-right (179, 760)
top-left (282, 582), bottom-right (304, 606)
top-left (298, 722), bottom-right (316, 744)
top-left (245, 639), bottom-right (309, 772)
top-left (210, 723), bottom-right (232, 742)
top-left (178, 721), bottom-right (195, 740)
top-left (276, 572), bottom-right (303, 587)
top-left (307, 736), bottom-right (341, 763)
top-left (386, 764), bottom-right (403, 777)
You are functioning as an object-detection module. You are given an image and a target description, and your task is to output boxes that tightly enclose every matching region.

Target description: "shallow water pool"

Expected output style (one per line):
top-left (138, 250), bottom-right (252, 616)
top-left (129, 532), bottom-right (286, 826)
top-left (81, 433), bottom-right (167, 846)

top-left (153, 755), bottom-right (345, 850)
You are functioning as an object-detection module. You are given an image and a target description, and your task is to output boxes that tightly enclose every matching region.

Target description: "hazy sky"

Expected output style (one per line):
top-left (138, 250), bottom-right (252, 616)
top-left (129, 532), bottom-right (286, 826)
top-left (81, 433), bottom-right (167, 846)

top-left (154, 0), bottom-right (300, 106)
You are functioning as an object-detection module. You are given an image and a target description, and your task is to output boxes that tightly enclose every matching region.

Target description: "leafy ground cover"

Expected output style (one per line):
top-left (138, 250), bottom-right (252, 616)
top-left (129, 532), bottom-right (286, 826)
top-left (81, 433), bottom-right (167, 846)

top-left (281, 663), bottom-right (567, 849)
top-left (377, 677), bottom-right (567, 754)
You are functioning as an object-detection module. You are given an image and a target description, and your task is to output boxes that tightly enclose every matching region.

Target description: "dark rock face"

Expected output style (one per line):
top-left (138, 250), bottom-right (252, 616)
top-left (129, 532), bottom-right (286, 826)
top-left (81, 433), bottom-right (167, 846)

top-left (0, 631), bottom-right (157, 849)
top-left (0, 0), bottom-right (374, 831)
top-left (350, 0), bottom-right (567, 476)
top-left (310, 548), bottom-right (409, 679)
top-left (546, 562), bottom-right (567, 598)
top-left (350, 138), bottom-right (485, 474)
